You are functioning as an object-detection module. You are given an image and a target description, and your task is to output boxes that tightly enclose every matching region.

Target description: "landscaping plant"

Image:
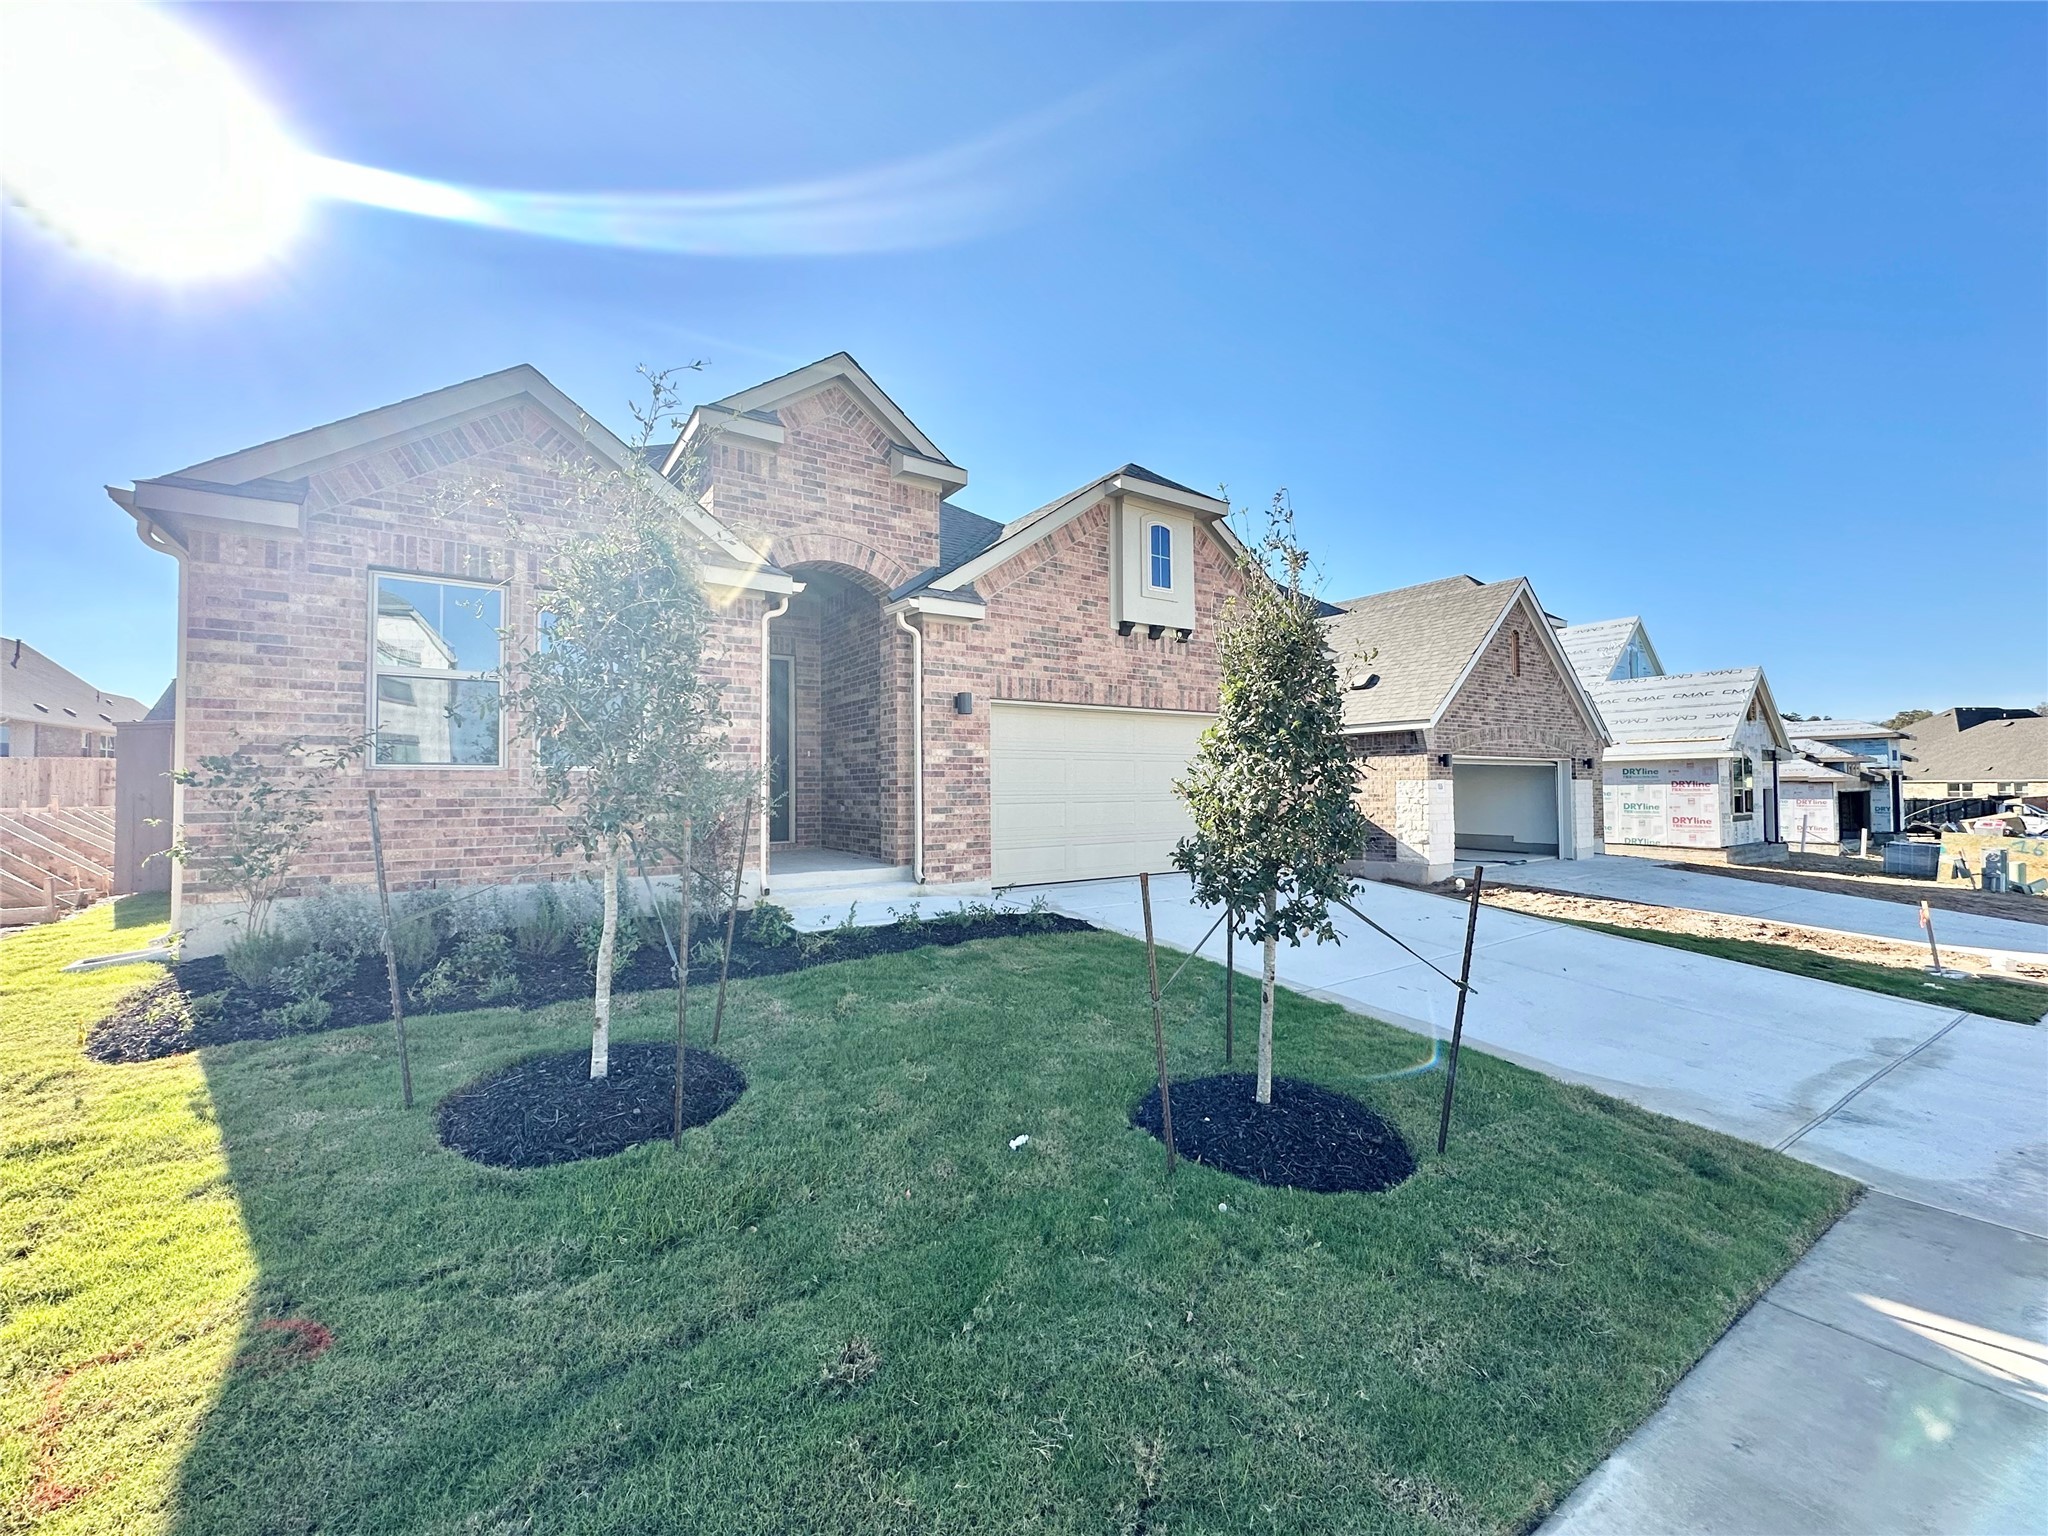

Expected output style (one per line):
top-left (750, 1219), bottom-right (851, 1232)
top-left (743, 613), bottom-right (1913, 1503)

top-left (497, 367), bottom-right (750, 1080)
top-left (1174, 495), bottom-right (1368, 1104)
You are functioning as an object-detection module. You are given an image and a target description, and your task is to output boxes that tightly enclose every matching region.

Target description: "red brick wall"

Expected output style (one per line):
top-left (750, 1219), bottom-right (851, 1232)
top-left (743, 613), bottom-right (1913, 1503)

top-left (916, 501), bottom-right (1243, 882)
top-left (174, 402), bottom-right (765, 912)
top-left (1344, 730), bottom-right (1430, 861)
top-left (702, 384), bottom-right (942, 582)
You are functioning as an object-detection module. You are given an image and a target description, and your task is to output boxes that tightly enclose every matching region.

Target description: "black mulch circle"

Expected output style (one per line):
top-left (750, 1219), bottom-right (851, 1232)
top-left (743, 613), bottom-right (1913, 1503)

top-left (1130, 1073), bottom-right (1416, 1194)
top-left (436, 1043), bottom-right (746, 1168)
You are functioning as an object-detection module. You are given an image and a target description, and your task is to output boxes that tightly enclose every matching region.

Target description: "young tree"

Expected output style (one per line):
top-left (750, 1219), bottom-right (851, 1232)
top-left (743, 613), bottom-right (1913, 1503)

top-left (1174, 495), bottom-right (1368, 1105)
top-left (500, 368), bottom-right (748, 1080)
top-left (168, 736), bottom-right (365, 938)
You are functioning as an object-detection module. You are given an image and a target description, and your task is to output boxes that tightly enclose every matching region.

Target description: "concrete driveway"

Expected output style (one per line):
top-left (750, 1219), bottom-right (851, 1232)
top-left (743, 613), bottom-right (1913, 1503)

top-left (1035, 870), bottom-right (2048, 1534)
top-left (1490, 852), bottom-right (2048, 957)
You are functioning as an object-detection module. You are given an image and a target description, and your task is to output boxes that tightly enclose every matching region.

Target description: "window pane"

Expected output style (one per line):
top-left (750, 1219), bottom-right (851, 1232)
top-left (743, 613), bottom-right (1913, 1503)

top-left (375, 576), bottom-right (501, 674)
top-left (375, 678), bottom-right (500, 765)
top-left (1148, 524), bottom-right (1172, 589)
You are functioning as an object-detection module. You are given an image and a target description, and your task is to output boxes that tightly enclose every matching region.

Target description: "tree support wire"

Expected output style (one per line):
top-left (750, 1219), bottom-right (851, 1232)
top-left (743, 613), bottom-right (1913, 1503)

top-left (1332, 890), bottom-right (1478, 996)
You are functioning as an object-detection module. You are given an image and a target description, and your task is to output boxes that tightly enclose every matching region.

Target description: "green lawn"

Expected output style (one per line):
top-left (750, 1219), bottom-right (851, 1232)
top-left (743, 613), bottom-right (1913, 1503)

top-left (1553, 917), bottom-right (2048, 1024)
top-left (4, 897), bottom-right (1854, 1536)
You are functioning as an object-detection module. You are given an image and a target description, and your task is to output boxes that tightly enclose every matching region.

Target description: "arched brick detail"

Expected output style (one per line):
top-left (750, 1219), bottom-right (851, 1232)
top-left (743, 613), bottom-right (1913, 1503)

top-left (776, 535), bottom-right (914, 594)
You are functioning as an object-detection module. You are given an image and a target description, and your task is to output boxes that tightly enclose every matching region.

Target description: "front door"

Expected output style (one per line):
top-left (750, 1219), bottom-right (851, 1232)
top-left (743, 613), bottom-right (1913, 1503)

top-left (768, 656), bottom-right (793, 843)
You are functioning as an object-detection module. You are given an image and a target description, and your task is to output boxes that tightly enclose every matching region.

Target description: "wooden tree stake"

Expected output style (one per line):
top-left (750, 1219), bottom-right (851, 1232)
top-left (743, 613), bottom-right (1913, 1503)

top-left (1435, 865), bottom-right (1484, 1155)
top-left (673, 816), bottom-right (693, 1149)
top-left (1224, 915), bottom-right (1235, 1064)
top-left (364, 788), bottom-right (413, 1110)
top-left (710, 798), bottom-right (753, 1047)
top-left (1139, 871), bottom-right (1176, 1173)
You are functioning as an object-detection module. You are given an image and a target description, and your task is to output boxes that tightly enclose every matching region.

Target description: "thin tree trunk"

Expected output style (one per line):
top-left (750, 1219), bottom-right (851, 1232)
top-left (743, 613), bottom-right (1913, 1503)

top-left (1257, 888), bottom-right (1277, 1106)
top-left (672, 817), bottom-right (693, 1150)
top-left (591, 839), bottom-right (619, 1080)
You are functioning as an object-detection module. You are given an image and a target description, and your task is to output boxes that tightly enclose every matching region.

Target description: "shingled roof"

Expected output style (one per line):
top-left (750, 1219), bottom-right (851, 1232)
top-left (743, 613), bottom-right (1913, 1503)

top-left (1321, 575), bottom-right (1605, 738)
top-left (0, 638), bottom-right (148, 732)
top-left (1899, 709), bottom-right (2048, 785)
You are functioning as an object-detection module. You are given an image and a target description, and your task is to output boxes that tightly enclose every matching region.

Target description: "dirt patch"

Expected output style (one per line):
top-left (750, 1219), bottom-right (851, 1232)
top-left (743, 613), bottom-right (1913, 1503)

top-left (1676, 853), bottom-right (2048, 927)
top-left (1130, 1074), bottom-right (1416, 1194)
top-left (436, 1042), bottom-right (746, 1168)
top-left (83, 911), bottom-right (1093, 1065)
top-left (1483, 885), bottom-right (2048, 983)
top-left (26, 1339), bottom-right (148, 1515)
top-left (237, 1318), bottom-right (335, 1375)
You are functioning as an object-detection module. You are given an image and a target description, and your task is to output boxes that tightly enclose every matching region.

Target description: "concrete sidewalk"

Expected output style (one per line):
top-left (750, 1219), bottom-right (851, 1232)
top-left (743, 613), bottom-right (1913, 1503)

top-left (1035, 872), bottom-right (2048, 1534)
top-left (1498, 853), bottom-right (2048, 957)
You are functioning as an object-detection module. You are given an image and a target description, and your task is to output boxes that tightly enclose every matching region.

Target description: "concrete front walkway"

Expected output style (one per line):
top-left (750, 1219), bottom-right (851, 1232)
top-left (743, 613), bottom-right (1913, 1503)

top-left (1034, 871), bottom-right (2048, 1533)
top-left (1499, 853), bottom-right (2048, 957)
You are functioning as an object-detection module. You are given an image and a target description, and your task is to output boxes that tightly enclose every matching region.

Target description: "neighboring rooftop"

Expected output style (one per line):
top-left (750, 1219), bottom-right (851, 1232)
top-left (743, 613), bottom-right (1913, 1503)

top-left (0, 638), bottom-right (149, 731)
top-left (1319, 575), bottom-right (1602, 734)
top-left (1790, 737), bottom-right (1859, 764)
top-left (1898, 708), bottom-right (2048, 786)
top-left (1554, 616), bottom-right (1662, 689)
top-left (1782, 718), bottom-right (1905, 742)
top-left (1590, 666), bottom-right (1787, 756)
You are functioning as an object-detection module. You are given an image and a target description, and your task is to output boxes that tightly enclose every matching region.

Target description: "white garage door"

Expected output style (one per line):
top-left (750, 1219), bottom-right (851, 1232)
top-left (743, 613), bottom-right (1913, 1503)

top-left (990, 704), bottom-right (1213, 884)
top-left (1452, 760), bottom-right (1561, 856)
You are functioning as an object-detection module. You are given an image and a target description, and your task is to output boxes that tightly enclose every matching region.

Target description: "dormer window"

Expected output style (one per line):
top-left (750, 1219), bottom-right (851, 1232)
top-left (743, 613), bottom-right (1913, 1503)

top-left (1147, 522), bottom-right (1173, 592)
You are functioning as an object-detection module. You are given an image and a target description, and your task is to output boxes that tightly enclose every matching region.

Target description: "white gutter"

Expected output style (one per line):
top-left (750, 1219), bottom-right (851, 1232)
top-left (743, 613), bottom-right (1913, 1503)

top-left (758, 590), bottom-right (793, 891)
top-left (892, 608), bottom-right (925, 884)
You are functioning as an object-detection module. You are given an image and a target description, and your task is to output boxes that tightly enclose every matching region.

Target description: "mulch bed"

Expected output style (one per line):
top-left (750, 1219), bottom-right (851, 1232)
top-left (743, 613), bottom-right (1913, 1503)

top-left (1131, 1074), bottom-right (1416, 1194)
top-left (83, 910), bottom-right (1092, 1065)
top-left (436, 1043), bottom-right (746, 1168)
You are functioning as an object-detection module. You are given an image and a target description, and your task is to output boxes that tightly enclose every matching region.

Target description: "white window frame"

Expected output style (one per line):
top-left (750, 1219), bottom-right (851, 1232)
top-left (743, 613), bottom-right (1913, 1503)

top-left (1730, 755), bottom-right (1755, 820)
top-left (367, 569), bottom-right (506, 771)
top-left (1143, 519), bottom-right (1174, 595)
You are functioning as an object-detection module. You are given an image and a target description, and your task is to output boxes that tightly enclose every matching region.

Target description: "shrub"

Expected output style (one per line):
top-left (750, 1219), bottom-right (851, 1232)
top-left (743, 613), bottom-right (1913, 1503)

top-left (224, 927), bottom-right (309, 992)
top-left (743, 901), bottom-right (796, 949)
top-left (889, 901), bottom-right (924, 933)
top-left (577, 916), bottom-right (643, 976)
top-left (514, 884), bottom-right (573, 959)
top-left (414, 930), bottom-right (519, 1008)
top-left (387, 892), bottom-right (443, 976)
top-left (293, 886), bottom-right (383, 966)
top-left (275, 947), bottom-right (351, 1003)
top-left (263, 996), bottom-right (332, 1034)
top-left (1020, 895), bottom-right (1061, 932)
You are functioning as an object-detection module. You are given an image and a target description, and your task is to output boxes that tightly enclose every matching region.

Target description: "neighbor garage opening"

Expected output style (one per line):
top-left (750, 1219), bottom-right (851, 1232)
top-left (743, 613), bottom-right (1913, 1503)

top-left (1452, 760), bottom-right (1560, 858)
top-left (989, 703), bottom-right (1213, 884)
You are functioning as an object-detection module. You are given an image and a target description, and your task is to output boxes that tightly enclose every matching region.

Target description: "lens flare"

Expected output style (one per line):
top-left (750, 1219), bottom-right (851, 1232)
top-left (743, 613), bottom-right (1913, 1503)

top-left (0, 2), bottom-right (312, 279)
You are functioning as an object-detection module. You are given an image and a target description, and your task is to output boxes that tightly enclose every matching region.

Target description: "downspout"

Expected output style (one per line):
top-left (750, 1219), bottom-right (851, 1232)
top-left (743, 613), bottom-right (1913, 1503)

top-left (893, 608), bottom-right (924, 885)
top-left (758, 592), bottom-right (791, 895)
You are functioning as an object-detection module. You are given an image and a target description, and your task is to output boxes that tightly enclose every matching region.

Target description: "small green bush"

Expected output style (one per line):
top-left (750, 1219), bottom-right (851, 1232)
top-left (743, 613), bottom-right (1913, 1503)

top-left (388, 894), bottom-right (442, 976)
top-left (275, 948), bottom-right (351, 1003)
top-left (262, 996), bottom-right (332, 1033)
top-left (413, 930), bottom-right (519, 1008)
top-left (576, 917), bottom-right (643, 976)
top-left (224, 928), bottom-right (309, 992)
top-left (743, 901), bottom-right (796, 949)
top-left (514, 885), bottom-right (573, 959)
top-left (293, 886), bottom-right (383, 966)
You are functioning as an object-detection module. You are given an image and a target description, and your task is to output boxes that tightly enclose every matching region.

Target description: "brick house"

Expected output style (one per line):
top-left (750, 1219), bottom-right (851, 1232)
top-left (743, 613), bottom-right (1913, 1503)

top-left (1322, 576), bottom-right (1610, 885)
top-left (109, 354), bottom-right (1251, 948)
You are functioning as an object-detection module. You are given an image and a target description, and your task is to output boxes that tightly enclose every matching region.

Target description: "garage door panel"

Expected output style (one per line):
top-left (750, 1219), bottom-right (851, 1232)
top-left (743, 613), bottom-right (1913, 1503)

top-left (1452, 761), bottom-right (1560, 856)
top-left (990, 704), bottom-right (1212, 884)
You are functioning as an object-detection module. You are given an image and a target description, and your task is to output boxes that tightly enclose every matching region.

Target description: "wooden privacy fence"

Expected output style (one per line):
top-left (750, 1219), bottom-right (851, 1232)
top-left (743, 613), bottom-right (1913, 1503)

top-left (0, 757), bottom-right (116, 809)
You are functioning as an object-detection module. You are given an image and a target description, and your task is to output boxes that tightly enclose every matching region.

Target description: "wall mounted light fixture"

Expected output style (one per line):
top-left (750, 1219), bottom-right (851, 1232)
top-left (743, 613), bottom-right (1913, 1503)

top-left (955, 692), bottom-right (974, 715)
top-left (1436, 753), bottom-right (1452, 767)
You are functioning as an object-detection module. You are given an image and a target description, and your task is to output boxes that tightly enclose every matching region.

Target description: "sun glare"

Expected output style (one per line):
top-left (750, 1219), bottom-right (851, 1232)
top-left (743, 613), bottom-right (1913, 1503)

top-left (0, 2), bottom-right (311, 280)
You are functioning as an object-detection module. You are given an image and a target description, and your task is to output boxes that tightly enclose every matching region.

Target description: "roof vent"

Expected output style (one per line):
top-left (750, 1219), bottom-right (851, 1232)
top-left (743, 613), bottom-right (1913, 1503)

top-left (1350, 672), bottom-right (1380, 691)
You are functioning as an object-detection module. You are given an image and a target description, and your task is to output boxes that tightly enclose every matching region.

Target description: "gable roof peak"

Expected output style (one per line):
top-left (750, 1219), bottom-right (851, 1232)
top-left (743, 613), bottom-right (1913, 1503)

top-left (703, 351), bottom-right (959, 470)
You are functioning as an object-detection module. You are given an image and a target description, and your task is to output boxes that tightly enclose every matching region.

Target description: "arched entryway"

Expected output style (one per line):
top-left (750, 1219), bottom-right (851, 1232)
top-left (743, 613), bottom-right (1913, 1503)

top-left (766, 561), bottom-right (912, 874)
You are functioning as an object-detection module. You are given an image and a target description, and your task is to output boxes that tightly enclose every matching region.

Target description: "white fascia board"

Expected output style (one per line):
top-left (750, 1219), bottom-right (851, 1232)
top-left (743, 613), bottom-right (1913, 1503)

top-left (1342, 719), bottom-right (1431, 735)
top-left (701, 564), bottom-right (804, 596)
top-left (887, 592), bottom-right (987, 622)
top-left (666, 404), bottom-right (787, 475)
top-left (1424, 580), bottom-right (1613, 745)
top-left (133, 477), bottom-right (304, 532)
top-left (888, 446), bottom-right (970, 493)
top-left (1750, 670), bottom-right (1795, 752)
top-left (1603, 743), bottom-right (1740, 763)
top-left (106, 485), bottom-right (187, 557)
top-left (1108, 473), bottom-right (1228, 518)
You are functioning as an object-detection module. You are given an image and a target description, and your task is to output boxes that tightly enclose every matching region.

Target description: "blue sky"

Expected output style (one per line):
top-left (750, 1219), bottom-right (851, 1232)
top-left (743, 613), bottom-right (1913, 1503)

top-left (3, 2), bottom-right (2042, 718)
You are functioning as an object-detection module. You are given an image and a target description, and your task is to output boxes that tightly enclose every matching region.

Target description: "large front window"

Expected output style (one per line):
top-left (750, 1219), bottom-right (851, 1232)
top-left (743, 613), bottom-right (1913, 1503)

top-left (371, 573), bottom-right (502, 766)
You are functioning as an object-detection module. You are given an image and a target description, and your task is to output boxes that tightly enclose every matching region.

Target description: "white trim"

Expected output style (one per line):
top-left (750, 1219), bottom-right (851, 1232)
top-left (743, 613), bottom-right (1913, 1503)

top-left (888, 446), bottom-right (970, 493)
top-left (1449, 753), bottom-right (1568, 858)
top-left (888, 592), bottom-right (986, 622)
top-left (894, 609), bottom-right (925, 884)
top-left (990, 699), bottom-right (1218, 719)
top-left (1109, 472), bottom-right (1228, 518)
top-left (941, 466), bottom-right (1222, 594)
top-left (1341, 719), bottom-right (1432, 735)
top-left (701, 562), bottom-right (803, 595)
top-left (759, 592), bottom-right (791, 879)
top-left (132, 478), bottom-right (302, 531)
